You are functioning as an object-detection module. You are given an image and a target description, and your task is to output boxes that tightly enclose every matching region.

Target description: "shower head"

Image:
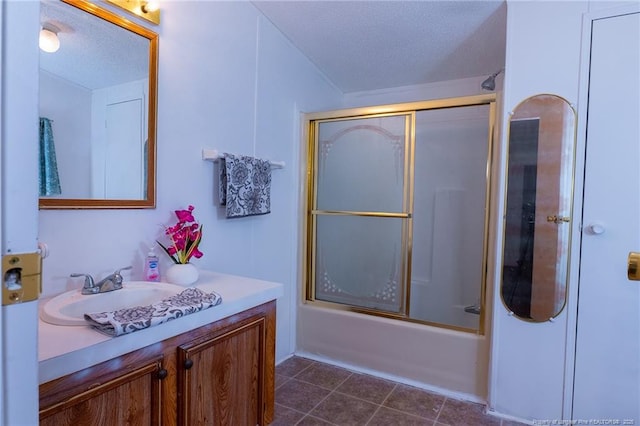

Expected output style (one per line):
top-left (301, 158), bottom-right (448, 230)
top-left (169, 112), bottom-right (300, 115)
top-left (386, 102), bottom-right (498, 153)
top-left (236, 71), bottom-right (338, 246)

top-left (481, 69), bottom-right (504, 91)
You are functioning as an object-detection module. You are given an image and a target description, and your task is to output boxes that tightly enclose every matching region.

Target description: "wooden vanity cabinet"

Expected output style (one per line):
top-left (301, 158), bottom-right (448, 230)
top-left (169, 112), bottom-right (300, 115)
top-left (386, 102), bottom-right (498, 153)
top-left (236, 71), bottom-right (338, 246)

top-left (177, 315), bottom-right (268, 425)
top-left (39, 348), bottom-right (164, 425)
top-left (40, 301), bottom-right (276, 426)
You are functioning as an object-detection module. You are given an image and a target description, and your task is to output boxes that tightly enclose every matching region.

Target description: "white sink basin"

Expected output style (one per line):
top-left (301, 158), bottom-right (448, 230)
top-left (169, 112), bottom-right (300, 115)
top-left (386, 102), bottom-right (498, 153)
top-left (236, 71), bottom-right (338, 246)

top-left (40, 281), bottom-right (185, 326)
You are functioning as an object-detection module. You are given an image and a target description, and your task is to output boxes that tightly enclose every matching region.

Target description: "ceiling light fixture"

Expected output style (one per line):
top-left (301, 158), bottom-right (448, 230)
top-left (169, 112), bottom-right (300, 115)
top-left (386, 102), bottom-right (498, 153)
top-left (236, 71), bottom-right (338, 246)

top-left (141, 0), bottom-right (159, 13)
top-left (481, 69), bottom-right (504, 91)
top-left (105, 0), bottom-right (161, 25)
top-left (39, 26), bottom-right (60, 53)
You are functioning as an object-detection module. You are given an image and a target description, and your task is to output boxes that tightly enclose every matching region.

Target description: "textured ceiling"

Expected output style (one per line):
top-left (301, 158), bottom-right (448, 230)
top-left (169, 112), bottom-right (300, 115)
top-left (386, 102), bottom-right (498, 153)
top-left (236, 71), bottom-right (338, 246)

top-left (40, 1), bottom-right (507, 94)
top-left (40, 0), bottom-right (148, 90)
top-left (253, 0), bottom-right (507, 93)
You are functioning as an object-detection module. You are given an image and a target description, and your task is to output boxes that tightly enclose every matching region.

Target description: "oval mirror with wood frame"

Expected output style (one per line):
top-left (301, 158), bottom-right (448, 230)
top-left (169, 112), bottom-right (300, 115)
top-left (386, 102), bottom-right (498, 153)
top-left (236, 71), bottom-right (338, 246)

top-left (39, 0), bottom-right (157, 209)
top-left (501, 94), bottom-right (577, 322)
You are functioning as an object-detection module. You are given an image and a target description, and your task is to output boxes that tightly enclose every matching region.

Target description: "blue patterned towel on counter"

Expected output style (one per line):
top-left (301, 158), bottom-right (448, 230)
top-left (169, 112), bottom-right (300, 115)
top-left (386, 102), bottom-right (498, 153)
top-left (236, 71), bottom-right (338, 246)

top-left (219, 153), bottom-right (272, 218)
top-left (84, 288), bottom-right (222, 337)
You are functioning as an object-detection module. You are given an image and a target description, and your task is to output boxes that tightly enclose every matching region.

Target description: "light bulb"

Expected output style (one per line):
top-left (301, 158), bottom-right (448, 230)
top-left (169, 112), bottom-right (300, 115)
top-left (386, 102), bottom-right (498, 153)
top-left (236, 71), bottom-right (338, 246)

top-left (39, 28), bottom-right (60, 53)
top-left (141, 0), bottom-right (159, 13)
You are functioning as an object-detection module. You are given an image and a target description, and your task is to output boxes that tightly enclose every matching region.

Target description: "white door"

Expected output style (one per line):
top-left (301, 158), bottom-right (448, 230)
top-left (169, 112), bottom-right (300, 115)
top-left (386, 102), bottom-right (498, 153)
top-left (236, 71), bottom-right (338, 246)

top-left (573, 8), bottom-right (640, 421)
top-left (105, 98), bottom-right (144, 199)
top-left (0, 5), bottom-right (4, 422)
top-left (1, 1), bottom-right (41, 425)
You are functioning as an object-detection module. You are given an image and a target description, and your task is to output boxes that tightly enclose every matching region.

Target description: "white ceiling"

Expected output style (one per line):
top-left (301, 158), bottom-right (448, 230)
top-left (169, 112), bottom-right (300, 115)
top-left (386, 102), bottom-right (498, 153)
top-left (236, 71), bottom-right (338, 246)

top-left (40, 1), bottom-right (507, 94)
top-left (252, 0), bottom-right (507, 93)
top-left (40, 0), bottom-right (149, 90)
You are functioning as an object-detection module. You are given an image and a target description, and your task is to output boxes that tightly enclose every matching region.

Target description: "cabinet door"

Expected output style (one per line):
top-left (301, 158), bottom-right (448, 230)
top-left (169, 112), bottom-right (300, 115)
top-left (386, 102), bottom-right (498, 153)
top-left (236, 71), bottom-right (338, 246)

top-left (40, 358), bottom-right (164, 425)
top-left (178, 317), bottom-right (265, 426)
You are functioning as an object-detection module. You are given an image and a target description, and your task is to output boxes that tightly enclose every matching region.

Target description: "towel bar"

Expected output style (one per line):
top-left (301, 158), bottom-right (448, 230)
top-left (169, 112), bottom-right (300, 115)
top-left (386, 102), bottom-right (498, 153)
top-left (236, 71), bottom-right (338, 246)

top-left (202, 149), bottom-right (285, 169)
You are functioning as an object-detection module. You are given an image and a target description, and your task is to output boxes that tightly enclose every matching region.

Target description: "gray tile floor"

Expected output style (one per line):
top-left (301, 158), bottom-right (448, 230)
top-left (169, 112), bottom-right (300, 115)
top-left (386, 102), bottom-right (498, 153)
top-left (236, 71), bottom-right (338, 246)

top-left (273, 356), bottom-right (525, 426)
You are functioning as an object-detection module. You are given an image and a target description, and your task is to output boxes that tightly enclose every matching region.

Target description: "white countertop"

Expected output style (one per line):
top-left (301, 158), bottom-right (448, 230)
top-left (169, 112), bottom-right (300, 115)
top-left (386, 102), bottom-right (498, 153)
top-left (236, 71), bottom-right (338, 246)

top-left (38, 271), bottom-right (283, 384)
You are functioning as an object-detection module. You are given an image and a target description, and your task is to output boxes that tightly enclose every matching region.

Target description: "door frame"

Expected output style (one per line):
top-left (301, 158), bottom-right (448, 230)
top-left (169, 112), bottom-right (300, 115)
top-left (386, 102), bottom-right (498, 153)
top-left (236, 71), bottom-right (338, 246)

top-left (1, 1), bottom-right (41, 424)
top-left (0, 3), bottom-right (5, 420)
top-left (564, 2), bottom-right (640, 418)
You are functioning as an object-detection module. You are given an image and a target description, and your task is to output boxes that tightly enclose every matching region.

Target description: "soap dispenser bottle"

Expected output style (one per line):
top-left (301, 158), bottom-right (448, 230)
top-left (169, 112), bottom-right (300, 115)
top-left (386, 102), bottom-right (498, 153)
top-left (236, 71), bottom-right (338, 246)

top-left (144, 246), bottom-right (160, 282)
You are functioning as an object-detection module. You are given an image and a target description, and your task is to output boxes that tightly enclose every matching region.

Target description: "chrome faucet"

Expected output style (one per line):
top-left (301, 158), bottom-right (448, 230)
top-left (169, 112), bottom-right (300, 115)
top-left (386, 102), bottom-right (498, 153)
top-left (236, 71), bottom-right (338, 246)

top-left (71, 266), bottom-right (132, 295)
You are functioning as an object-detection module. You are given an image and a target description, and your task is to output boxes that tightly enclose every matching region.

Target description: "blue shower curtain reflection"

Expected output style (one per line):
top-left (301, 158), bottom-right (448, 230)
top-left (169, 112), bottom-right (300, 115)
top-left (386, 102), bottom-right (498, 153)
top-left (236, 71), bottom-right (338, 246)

top-left (39, 117), bottom-right (61, 196)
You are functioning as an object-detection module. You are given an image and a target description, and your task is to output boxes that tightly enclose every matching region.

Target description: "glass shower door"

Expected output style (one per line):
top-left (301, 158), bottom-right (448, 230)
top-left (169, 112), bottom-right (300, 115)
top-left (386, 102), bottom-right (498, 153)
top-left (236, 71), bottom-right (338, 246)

top-left (410, 105), bottom-right (491, 331)
top-left (311, 114), bottom-right (411, 314)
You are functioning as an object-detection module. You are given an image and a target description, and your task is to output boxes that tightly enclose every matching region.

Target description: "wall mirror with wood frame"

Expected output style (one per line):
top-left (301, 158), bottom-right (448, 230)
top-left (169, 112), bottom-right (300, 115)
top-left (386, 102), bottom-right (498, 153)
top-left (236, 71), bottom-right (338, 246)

top-left (501, 94), bottom-right (577, 321)
top-left (39, 0), bottom-right (158, 209)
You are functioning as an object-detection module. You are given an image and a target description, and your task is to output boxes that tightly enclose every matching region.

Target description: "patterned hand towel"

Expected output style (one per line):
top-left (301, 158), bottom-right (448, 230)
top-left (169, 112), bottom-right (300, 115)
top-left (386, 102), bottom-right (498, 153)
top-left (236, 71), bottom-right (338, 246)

top-left (219, 153), bottom-right (271, 218)
top-left (84, 287), bottom-right (222, 337)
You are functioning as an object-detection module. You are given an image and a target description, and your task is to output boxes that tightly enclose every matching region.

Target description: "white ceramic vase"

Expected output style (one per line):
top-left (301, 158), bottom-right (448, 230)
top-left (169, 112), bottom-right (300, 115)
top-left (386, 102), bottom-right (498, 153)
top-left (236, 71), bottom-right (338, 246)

top-left (165, 263), bottom-right (199, 286)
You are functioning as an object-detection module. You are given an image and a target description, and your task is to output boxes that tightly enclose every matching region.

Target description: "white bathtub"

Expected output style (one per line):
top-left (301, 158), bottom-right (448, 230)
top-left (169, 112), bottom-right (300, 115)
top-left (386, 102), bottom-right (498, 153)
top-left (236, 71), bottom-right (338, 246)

top-left (297, 302), bottom-right (488, 401)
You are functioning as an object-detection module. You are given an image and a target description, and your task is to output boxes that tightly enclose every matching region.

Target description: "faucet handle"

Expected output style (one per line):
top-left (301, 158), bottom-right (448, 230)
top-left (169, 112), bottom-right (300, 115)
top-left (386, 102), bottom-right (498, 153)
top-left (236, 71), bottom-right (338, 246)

top-left (112, 266), bottom-right (132, 287)
top-left (70, 273), bottom-right (95, 289)
top-left (114, 266), bottom-right (133, 275)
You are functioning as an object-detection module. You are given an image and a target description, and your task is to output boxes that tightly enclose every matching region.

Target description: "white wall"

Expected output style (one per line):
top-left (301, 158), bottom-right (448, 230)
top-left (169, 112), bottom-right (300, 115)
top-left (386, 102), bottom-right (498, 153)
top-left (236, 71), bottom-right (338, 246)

top-left (39, 71), bottom-right (92, 199)
top-left (343, 76), bottom-right (496, 108)
top-left (487, 1), bottom-right (633, 421)
top-left (38, 1), bottom-right (343, 362)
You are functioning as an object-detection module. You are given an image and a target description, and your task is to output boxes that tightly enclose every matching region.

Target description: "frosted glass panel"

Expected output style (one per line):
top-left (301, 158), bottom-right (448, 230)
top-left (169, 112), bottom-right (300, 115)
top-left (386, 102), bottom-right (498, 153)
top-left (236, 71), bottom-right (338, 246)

top-left (306, 98), bottom-right (495, 332)
top-left (315, 215), bottom-right (404, 313)
top-left (316, 115), bottom-right (407, 213)
top-left (409, 105), bottom-right (490, 330)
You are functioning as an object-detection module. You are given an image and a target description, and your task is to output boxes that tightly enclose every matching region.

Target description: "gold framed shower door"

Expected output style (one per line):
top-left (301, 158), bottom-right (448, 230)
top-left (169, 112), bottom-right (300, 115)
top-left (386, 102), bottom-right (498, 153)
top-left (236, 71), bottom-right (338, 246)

top-left (303, 94), bottom-right (496, 334)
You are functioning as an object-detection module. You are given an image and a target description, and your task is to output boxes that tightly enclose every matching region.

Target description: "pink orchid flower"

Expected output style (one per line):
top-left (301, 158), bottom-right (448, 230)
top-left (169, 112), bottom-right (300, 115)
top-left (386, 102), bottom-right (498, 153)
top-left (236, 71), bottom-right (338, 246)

top-left (157, 205), bottom-right (204, 264)
top-left (175, 207), bottom-right (195, 224)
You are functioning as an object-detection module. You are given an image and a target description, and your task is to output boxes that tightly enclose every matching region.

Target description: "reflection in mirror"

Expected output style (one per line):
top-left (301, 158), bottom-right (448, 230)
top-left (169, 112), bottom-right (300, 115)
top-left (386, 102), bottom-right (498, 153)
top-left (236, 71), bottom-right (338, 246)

top-left (39, 0), bottom-right (157, 209)
top-left (501, 94), bottom-right (576, 321)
